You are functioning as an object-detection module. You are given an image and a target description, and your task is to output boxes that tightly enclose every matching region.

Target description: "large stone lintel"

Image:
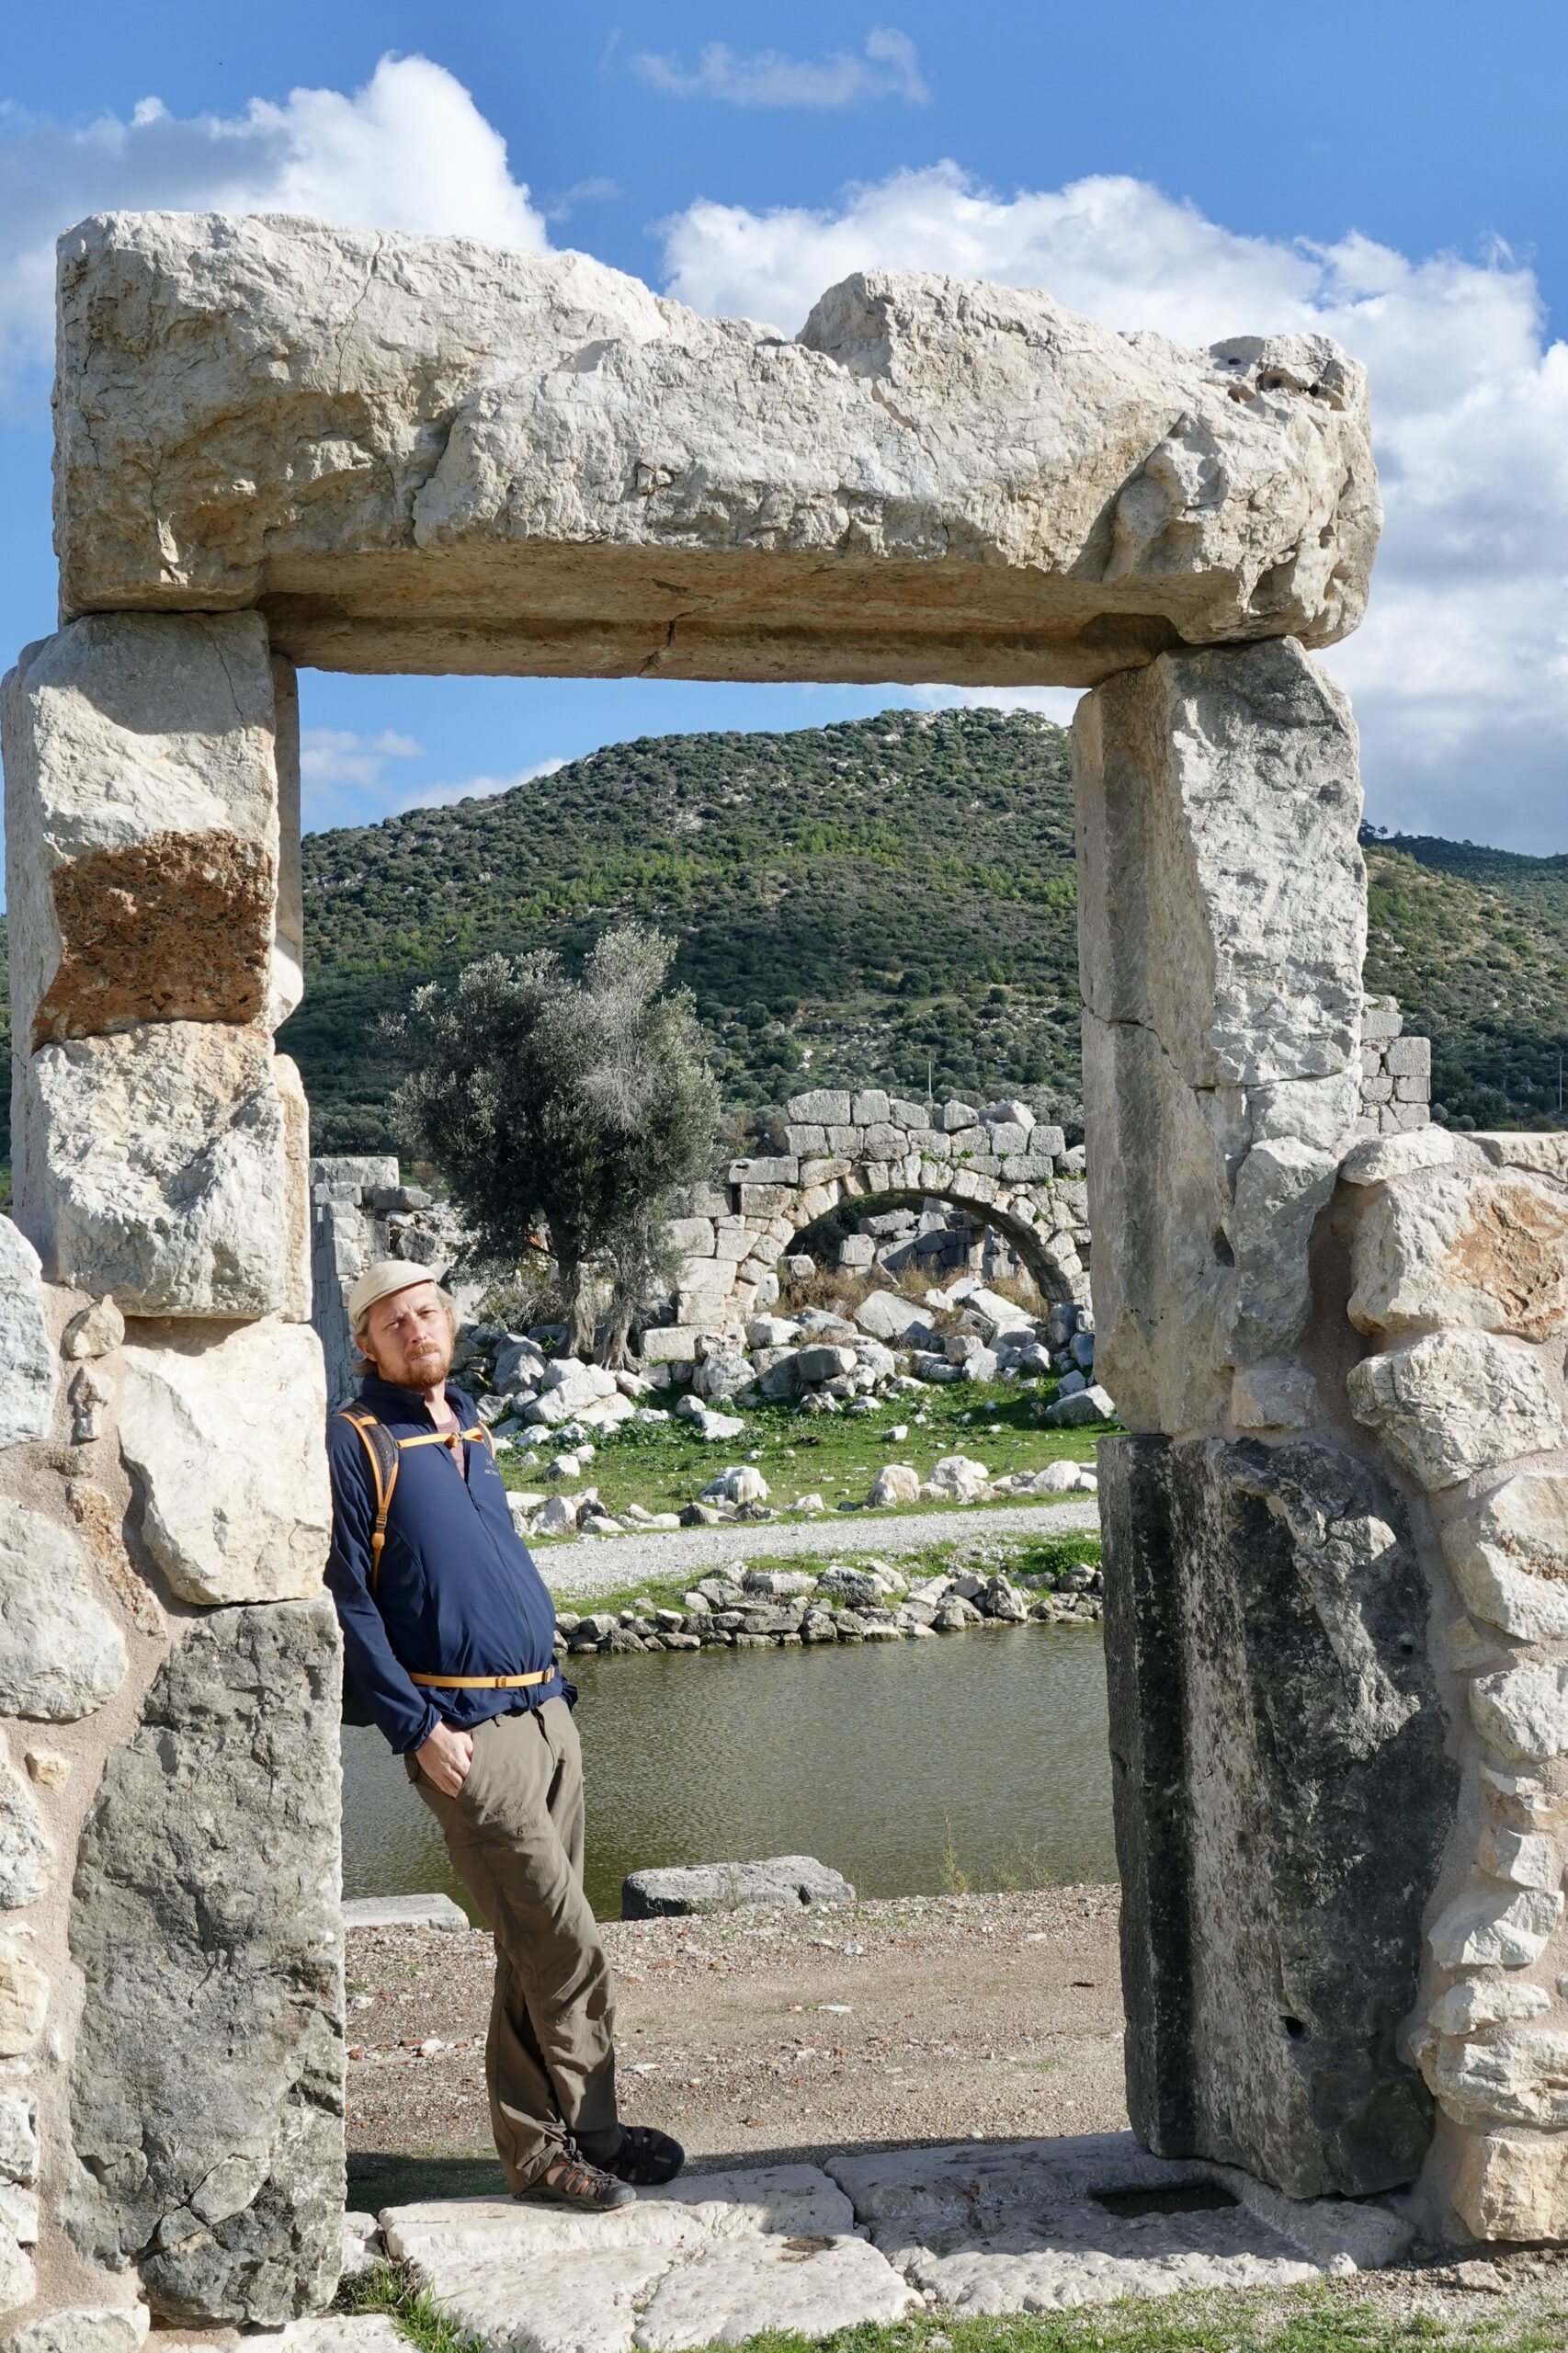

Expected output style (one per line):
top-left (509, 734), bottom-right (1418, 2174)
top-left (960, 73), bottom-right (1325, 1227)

top-left (54, 216), bottom-right (1378, 681)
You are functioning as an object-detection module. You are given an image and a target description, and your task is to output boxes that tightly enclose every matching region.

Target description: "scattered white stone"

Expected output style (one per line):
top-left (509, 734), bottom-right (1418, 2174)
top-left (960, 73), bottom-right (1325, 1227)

top-left (868, 1464), bottom-right (920, 1507)
top-left (0, 1498), bottom-right (128, 1721)
top-left (117, 1318), bottom-right (331, 1605)
top-left (701, 1466), bottom-right (769, 1506)
top-left (0, 1746), bottom-right (55, 1911)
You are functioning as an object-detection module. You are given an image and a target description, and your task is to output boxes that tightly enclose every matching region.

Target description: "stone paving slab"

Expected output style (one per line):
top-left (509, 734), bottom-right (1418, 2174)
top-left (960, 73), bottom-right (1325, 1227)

top-left (343, 1892), bottom-right (468, 1932)
top-left (636, 2232), bottom-right (918, 2347)
top-left (371, 2137), bottom-right (1416, 2348)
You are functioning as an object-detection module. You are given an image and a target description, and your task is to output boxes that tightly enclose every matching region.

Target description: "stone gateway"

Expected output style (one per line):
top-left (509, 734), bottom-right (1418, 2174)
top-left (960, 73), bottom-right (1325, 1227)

top-left (0, 206), bottom-right (1558, 2336)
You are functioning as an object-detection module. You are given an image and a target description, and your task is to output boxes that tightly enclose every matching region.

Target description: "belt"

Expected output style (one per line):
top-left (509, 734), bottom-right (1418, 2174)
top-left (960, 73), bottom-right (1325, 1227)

top-left (408, 1667), bottom-right (556, 1690)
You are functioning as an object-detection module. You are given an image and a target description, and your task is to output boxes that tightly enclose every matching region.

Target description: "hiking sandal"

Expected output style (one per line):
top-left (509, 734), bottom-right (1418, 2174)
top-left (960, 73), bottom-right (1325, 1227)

top-left (522, 2143), bottom-right (637, 2209)
top-left (609, 2125), bottom-right (686, 2187)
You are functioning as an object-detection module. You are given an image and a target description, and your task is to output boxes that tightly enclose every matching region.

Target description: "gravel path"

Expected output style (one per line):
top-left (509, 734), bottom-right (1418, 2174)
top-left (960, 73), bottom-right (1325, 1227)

top-left (535, 1497), bottom-right (1100, 1599)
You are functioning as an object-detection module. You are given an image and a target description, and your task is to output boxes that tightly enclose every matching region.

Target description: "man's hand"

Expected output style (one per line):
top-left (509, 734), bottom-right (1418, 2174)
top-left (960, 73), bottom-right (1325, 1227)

top-left (415, 1722), bottom-right (473, 1796)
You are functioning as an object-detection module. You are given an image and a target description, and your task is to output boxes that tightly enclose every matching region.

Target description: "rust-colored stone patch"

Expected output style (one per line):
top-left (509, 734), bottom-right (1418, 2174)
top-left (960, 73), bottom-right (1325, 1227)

top-left (33, 827), bottom-right (274, 1045)
top-left (1447, 1178), bottom-right (1568, 1341)
top-left (66, 1479), bottom-right (165, 1636)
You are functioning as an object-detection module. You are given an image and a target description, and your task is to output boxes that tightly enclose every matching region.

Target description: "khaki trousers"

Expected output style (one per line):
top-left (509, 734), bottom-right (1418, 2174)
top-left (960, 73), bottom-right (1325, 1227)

top-left (407, 1699), bottom-right (620, 2189)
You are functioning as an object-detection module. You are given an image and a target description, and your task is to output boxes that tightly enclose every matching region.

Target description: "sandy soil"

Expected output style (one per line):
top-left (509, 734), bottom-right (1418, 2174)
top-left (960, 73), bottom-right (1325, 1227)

top-left (344, 1886), bottom-right (1125, 2208)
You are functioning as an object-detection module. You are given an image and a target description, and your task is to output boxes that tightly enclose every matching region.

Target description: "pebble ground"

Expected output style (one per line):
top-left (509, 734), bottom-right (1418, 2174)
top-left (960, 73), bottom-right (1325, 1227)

top-left (534, 1496), bottom-right (1100, 1599)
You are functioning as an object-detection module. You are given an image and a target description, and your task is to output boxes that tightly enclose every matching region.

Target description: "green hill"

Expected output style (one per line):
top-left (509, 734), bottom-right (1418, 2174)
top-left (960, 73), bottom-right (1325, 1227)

top-left (283, 707), bottom-right (1087, 1154)
top-left (2, 711), bottom-right (1564, 1172)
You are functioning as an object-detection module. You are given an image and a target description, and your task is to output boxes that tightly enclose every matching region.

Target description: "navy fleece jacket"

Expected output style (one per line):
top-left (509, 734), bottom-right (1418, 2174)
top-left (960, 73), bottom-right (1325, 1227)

top-left (325, 1374), bottom-right (562, 1755)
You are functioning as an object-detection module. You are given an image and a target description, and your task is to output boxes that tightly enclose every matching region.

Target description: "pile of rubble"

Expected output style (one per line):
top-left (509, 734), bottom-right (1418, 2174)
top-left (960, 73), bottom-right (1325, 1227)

top-left (554, 1554), bottom-right (1104, 1655)
top-left (452, 1285), bottom-right (1113, 1539)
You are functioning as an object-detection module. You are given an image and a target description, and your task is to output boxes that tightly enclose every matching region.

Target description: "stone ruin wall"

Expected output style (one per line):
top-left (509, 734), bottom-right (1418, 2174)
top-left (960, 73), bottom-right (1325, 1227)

top-left (0, 620), bottom-right (343, 2338)
top-left (0, 202), bottom-right (1559, 2340)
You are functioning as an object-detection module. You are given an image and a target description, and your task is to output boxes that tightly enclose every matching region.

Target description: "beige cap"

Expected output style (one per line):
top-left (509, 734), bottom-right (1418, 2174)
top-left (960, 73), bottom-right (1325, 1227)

top-left (347, 1260), bottom-right (455, 1338)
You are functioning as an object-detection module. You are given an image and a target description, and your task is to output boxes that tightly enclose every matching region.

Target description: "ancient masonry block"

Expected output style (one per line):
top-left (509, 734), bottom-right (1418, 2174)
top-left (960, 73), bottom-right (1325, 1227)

top-left (1074, 636), bottom-right (1366, 1432)
top-left (56, 215), bottom-right (1377, 682)
top-left (66, 1600), bottom-right (345, 2326)
top-left (1101, 1433), bottom-right (1452, 2197)
top-left (1337, 1128), bottom-right (1568, 2239)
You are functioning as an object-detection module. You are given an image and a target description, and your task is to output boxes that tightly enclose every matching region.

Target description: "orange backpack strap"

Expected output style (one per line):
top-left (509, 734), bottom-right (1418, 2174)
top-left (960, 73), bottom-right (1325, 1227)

top-left (335, 1411), bottom-right (402, 1597)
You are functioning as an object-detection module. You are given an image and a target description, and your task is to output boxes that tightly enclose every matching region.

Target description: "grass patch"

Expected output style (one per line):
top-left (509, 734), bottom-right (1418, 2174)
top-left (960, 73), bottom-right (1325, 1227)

top-left (338, 2257), bottom-right (485, 2349)
top-left (506, 1374), bottom-right (1108, 1534)
top-left (627, 2287), bottom-right (1568, 2353)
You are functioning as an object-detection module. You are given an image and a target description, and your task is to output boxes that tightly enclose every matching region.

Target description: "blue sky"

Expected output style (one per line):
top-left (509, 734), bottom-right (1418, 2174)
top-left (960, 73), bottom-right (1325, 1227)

top-left (3, 4), bottom-right (1565, 847)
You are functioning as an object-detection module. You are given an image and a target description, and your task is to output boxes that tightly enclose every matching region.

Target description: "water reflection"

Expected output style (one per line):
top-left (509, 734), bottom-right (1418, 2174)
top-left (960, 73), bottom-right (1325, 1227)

top-left (341, 1625), bottom-right (1117, 1925)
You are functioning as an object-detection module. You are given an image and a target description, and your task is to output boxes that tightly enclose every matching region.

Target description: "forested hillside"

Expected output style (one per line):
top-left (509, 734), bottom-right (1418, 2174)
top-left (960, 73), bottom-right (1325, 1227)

top-left (1, 712), bottom-right (1562, 1172)
top-left (284, 708), bottom-right (1086, 1154)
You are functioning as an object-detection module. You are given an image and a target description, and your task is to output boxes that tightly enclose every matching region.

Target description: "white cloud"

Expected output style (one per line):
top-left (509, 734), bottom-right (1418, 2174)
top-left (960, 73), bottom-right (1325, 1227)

top-left (0, 53), bottom-right (545, 381)
top-left (301, 726), bottom-right (424, 791)
top-left (632, 28), bottom-right (927, 108)
top-left (403, 757), bottom-right (568, 812)
top-left (657, 165), bottom-right (1568, 852)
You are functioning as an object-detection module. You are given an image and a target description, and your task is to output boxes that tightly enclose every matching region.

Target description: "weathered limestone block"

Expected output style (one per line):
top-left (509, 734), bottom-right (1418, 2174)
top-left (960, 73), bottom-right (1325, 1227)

top-left (1471, 1663), bottom-right (1568, 1765)
top-left (1231, 1359), bottom-right (1317, 1429)
top-left (0, 1749), bottom-right (54, 1911)
top-left (1075, 639), bottom-right (1365, 1429)
top-left (0, 2238), bottom-right (35, 2328)
top-left (0, 1222), bottom-right (57, 1450)
top-left (1349, 1171), bottom-right (1568, 1340)
top-left (1346, 1332), bottom-right (1565, 1490)
top-left (0, 2313), bottom-right (149, 2353)
top-left (1423, 2024), bottom-right (1568, 2129)
top-left (1101, 1433), bottom-right (1450, 2197)
top-left (17, 1025), bottom-right (310, 1318)
top-left (1426, 1882), bottom-right (1562, 1967)
top-left (118, 1320), bottom-right (331, 1605)
top-left (1456, 2129), bottom-right (1568, 2241)
top-left (67, 1598), bottom-right (345, 2325)
top-left (1429, 1980), bottom-right (1551, 2035)
top-left (1341, 1127), bottom-right (1456, 1186)
top-left (0, 1943), bottom-right (49, 2055)
top-left (1, 615), bottom-right (286, 1048)
top-left (0, 2099), bottom-right (38, 2186)
top-left (1442, 1475), bottom-right (1568, 1642)
top-left (55, 215), bottom-right (1378, 682)
top-left (0, 1500), bottom-right (128, 1719)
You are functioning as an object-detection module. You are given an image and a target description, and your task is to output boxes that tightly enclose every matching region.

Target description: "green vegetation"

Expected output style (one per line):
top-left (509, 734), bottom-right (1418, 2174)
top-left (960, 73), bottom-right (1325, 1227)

top-left (506, 1373), bottom-right (1108, 1534)
top-left (284, 708), bottom-right (1085, 1154)
top-left (281, 709), bottom-right (1568, 1161)
top-left (337, 2256), bottom-right (483, 2347)
top-left (7, 714), bottom-right (1564, 1169)
top-left (1362, 831), bottom-right (1568, 1129)
top-left (335, 2276), bottom-right (1568, 2353)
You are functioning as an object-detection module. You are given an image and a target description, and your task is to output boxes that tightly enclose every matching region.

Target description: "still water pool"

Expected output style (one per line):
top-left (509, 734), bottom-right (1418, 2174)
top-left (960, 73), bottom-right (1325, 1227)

top-left (341, 1623), bottom-right (1117, 1925)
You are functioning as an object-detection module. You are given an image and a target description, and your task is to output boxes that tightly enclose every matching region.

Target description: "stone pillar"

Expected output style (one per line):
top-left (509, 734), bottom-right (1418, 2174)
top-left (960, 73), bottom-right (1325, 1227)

top-left (0, 616), bottom-right (342, 2336)
top-left (1341, 1125), bottom-right (1568, 2238)
top-left (1076, 637), bottom-right (1460, 2200)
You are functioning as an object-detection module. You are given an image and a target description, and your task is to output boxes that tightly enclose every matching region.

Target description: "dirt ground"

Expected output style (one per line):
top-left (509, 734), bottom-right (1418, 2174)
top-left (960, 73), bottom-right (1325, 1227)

top-left (342, 1892), bottom-right (1568, 2337)
top-left (344, 1885), bottom-right (1126, 2209)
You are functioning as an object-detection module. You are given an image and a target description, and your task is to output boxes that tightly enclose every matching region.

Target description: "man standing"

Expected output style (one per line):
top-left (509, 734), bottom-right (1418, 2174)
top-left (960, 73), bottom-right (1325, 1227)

top-left (325, 1260), bottom-right (683, 2208)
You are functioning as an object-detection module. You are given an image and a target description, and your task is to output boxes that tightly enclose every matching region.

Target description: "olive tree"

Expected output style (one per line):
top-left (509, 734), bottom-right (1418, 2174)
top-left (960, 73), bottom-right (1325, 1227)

top-left (396, 925), bottom-right (720, 1359)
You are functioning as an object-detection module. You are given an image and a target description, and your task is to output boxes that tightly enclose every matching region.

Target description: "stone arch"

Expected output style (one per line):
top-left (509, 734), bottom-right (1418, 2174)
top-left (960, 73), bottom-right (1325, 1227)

top-left (667, 1091), bottom-right (1089, 1340)
top-left (778, 1174), bottom-right (1082, 1308)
